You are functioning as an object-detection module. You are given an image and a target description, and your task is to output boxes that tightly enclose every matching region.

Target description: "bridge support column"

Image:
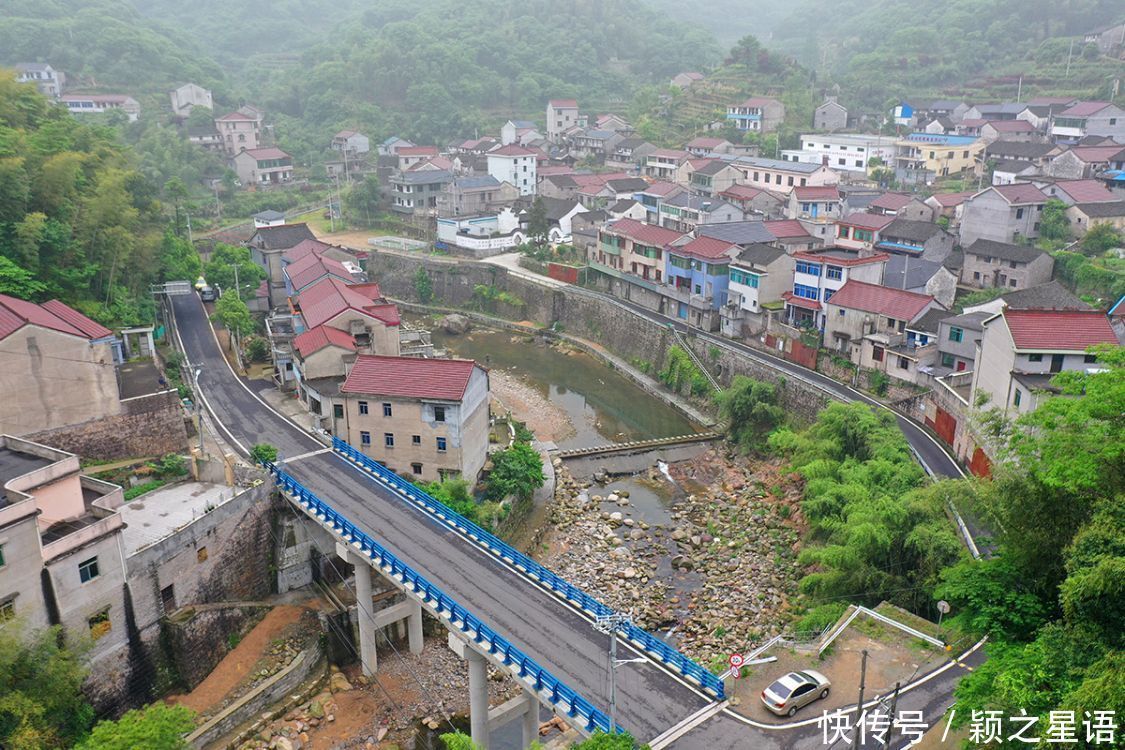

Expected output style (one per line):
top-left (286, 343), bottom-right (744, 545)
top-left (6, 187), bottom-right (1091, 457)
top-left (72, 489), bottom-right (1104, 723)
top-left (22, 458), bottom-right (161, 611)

top-left (521, 687), bottom-right (539, 749)
top-left (467, 648), bottom-right (490, 748)
top-left (350, 552), bottom-right (377, 676)
top-left (408, 601), bottom-right (424, 655)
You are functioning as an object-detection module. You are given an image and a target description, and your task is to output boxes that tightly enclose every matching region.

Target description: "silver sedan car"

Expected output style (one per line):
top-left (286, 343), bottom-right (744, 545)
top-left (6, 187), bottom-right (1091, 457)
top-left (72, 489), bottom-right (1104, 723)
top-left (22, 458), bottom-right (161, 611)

top-left (760, 670), bottom-right (832, 716)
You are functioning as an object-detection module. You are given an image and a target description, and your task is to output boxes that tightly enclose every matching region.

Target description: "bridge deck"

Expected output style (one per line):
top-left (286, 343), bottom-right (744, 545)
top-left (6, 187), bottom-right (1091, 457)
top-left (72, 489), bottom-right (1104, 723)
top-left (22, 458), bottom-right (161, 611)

top-left (171, 293), bottom-right (712, 741)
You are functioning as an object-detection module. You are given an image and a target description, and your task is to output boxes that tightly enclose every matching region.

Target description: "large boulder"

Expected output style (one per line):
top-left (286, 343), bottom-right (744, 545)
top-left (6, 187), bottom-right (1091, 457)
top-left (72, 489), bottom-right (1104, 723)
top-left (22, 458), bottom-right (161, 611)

top-left (439, 314), bottom-right (471, 334)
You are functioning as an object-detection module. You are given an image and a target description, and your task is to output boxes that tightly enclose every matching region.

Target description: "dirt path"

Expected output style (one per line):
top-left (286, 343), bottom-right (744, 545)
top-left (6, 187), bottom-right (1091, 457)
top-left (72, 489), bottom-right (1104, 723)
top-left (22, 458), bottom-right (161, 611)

top-left (170, 604), bottom-right (309, 715)
top-left (311, 227), bottom-right (389, 250)
top-left (488, 369), bottom-right (575, 443)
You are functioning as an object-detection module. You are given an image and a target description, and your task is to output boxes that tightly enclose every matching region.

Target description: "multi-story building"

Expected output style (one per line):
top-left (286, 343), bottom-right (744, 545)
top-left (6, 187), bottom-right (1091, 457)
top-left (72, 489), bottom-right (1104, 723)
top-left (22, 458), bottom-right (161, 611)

top-left (594, 218), bottom-right (683, 283)
top-left (215, 109), bottom-right (263, 156)
top-left (657, 193), bottom-right (743, 233)
top-left (1050, 101), bottom-right (1125, 143)
top-left (61, 94), bottom-right (140, 122)
top-left (688, 160), bottom-right (742, 198)
top-left (959, 183), bottom-right (1048, 245)
top-left (971, 309), bottom-right (1118, 416)
top-left (934, 311), bottom-right (990, 373)
top-left (645, 149), bottom-right (690, 181)
top-left (785, 185), bottom-right (842, 223)
top-left (437, 175), bottom-right (519, 218)
top-left (248, 222), bottom-right (318, 307)
top-left (664, 235), bottom-right (741, 328)
top-left (731, 157), bottom-right (839, 195)
top-left (723, 243), bottom-right (794, 336)
top-left (791, 133), bottom-right (898, 174)
top-left (15, 62), bottom-right (64, 98)
top-left (834, 212), bottom-right (894, 252)
top-left (169, 83), bottom-right (212, 117)
top-left (894, 133), bottom-right (983, 180)
top-left (961, 239), bottom-right (1055, 290)
top-left (726, 97), bottom-right (785, 133)
top-left (783, 248), bottom-right (888, 328)
top-left (546, 98), bottom-right (579, 142)
top-left (340, 356), bottom-right (490, 482)
top-left (390, 168), bottom-right (453, 216)
top-left (486, 145), bottom-right (537, 196)
top-left (822, 280), bottom-right (942, 371)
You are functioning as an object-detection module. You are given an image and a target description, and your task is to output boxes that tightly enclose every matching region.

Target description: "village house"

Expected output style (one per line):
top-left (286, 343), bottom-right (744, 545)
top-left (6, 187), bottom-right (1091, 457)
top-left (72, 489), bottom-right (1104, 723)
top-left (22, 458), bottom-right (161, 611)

top-left (500, 120), bottom-right (542, 146)
top-left (169, 83), bottom-right (211, 117)
top-left (378, 136), bottom-right (415, 157)
top-left (876, 217), bottom-right (955, 262)
top-left (726, 96), bottom-right (785, 133)
top-left (834, 212), bottom-right (895, 252)
top-left (390, 167), bottom-right (453, 216)
top-left (895, 133), bottom-right (983, 181)
top-left (963, 103), bottom-right (1029, 121)
top-left (971, 309), bottom-right (1118, 416)
top-left (215, 108), bottom-right (263, 156)
top-left (1066, 201), bottom-right (1125, 235)
top-left (932, 311), bottom-right (990, 373)
top-left (732, 156), bottom-right (839, 194)
top-left (231, 147), bottom-right (293, 189)
top-left (636, 181), bottom-right (686, 223)
top-left (570, 129), bottom-right (624, 161)
top-left (1051, 101), bottom-right (1125, 143)
top-left (1045, 145), bottom-right (1125, 180)
top-left (992, 160), bottom-right (1040, 185)
top-left (961, 239), bottom-right (1055, 291)
top-left (645, 149), bottom-right (690, 181)
top-left (283, 252), bottom-right (354, 296)
top-left (1036, 178), bottom-right (1119, 206)
top-left (689, 160), bottom-right (743, 197)
top-left (685, 137), bottom-right (735, 157)
top-left (0, 436), bottom-right (129, 665)
top-left (984, 141), bottom-right (1060, 170)
top-left (396, 146), bottom-right (440, 171)
top-left (657, 193), bottom-right (743, 233)
top-left (487, 145), bottom-right (537, 196)
top-left (763, 220), bottom-right (822, 253)
top-left (868, 192), bottom-right (936, 222)
top-left (722, 243), bottom-right (795, 336)
top-left (813, 96), bottom-right (848, 131)
top-left (608, 199), bottom-right (647, 221)
top-left (435, 209), bottom-right (524, 257)
top-left (593, 218), bottom-right (683, 284)
top-left (979, 119), bottom-right (1041, 144)
top-left (61, 94), bottom-right (140, 122)
top-left (959, 183), bottom-right (1048, 245)
top-left (823, 280), bottom-right (943, 378)
top-left (331, 130), bottom-right (371, 158)
top-left (882, 255), bottom-right (959, 309)
top-left (719, 184), bottom-right (785, 219)
top-left (1083, 22), bottom-right (1125, 55)
top-left (0, 296), bottom-right (120, 436)
top-left (15, 63), bottom-right (64, 98)
top-left (546, 99), bottom-right (580, 143)
top-left (577, 176), bottom-right (648, 209)
top-left (785, 185), bottom-right (843, 225)
top-left (248, 222), bottom-right (318, 307)
top-left (783, 248), bottom-right (889, 328)
top-left (339, 356), bottom-right (490, 483)
top-left (793, 133), bottom-right (899, 174)
top-left (670, 72), bottom-right (705, 89)
top-left (924, 191), bottom-right (974, 229)
top-left (663, 234), bottom-right (743, 329)
top-left (606, 138), bottom-right (657, 171)
top-left (437, 175), bottom-right (519, 218)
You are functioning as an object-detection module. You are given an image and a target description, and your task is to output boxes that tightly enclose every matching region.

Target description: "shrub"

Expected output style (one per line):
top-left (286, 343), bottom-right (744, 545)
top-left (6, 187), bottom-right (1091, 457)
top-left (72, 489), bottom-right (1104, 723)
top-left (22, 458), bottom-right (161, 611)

top-left (243, 335), bottom-right (270, 363)
top-left (249, 443), bottom-right (278, 465)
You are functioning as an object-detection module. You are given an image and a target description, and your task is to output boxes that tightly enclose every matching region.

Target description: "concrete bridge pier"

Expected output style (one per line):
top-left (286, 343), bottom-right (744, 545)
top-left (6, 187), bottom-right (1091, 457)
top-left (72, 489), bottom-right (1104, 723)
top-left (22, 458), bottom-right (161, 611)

top-left (349, 550), bottom-right (378, 676)
top-left (467, 647), bottom-right (491, 748)
top-left (448, 634), bottom-right (542, 749)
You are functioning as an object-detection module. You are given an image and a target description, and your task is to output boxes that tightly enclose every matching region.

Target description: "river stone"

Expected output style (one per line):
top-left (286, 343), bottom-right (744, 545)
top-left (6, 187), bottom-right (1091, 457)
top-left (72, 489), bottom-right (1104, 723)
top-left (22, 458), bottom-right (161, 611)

top-left (439, 314), bottom-right (471, 334)
top-left (607, 493), bottom-right (619, 503)
top-left (670, 528), bottom-right (687, 541)
top-left (623, 518), bottom-right (635, 527)
top-left (609, 511), bottom-right (623, 524)
top-left (611, 545), bottom-right (630, 558)
top-left (622, 567), bottom-right (637, 579)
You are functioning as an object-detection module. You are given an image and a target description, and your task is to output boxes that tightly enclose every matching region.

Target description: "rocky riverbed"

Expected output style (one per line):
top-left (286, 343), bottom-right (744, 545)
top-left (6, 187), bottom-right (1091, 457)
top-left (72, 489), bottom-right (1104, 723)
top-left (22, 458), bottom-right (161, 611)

top-left (541, 447), bottom-right (804, 669)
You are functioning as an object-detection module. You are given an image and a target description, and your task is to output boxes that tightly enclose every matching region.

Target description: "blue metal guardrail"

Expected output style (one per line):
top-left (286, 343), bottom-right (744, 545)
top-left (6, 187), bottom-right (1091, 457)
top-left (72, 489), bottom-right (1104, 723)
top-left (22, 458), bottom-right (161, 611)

top-left (331, 437), bottom-right (727, 702)
top-left (264, 461), bottom-right (615, 734)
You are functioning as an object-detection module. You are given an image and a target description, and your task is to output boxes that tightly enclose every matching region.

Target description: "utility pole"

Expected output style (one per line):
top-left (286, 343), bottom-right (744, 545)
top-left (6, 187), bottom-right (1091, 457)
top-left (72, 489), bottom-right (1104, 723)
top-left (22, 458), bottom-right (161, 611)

top-left (856, 649), bottom-right (869, 719)
top-left (1065, 39), bottom-right (1075, 78)
top-left (593, 612), bottom-right (642, 733)
top-left (882, 682), bottom-right (901, 750)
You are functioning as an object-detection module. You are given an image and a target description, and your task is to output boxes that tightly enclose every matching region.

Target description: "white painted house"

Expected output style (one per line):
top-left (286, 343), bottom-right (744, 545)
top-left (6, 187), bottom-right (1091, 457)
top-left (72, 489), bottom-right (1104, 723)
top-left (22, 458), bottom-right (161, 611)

top-left (487, 145), bottom-right (538, 197)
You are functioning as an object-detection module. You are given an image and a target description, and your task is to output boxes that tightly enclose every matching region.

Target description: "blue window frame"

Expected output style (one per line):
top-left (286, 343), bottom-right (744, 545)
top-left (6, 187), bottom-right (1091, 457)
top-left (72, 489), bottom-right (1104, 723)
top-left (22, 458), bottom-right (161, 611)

top-left (360, 431), bottom-right (371, 446)
top-left (793, 284), bottom-right (819, 301)
top-left (795, 261), bottom-right (821, 276)
top-left (436, 437), bottom-right (447, 452)
top-left (826, 265), bottom-right (843, 280)
top-left (79, 557), bottom-right (99, 583)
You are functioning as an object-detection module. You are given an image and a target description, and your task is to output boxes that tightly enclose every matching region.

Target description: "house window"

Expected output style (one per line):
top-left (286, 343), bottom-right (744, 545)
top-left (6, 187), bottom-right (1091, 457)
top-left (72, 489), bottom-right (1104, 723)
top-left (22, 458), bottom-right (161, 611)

top-left (826, 266), bottom-right (843, 280)
top-left (384, 433), bottom-right (395, 448)
top-left (824, 289), bottom-right (835, 303)
top-left (793, 284), bottom-right (819, 300)
top-left (333, 404), bottom-right (344, 419)
top-left (1009, 260), bottom-right (1017, 269)
top-left (1009, 279), bottom-right (1017, 288)
top-left (161, 585), bottom-right (175, 612)
top-left (837, 308), bottom-right (846, 317)
top-left (0, 543), bottom-right (4, 568)
top-left (941, 352), bottom-right (955, 367)
top-left (381, 402), bottom-right (393, 417)
top-left (973, 271), bottom-right (981, 281)
top-left (897, 356), bottom-right (910, 370)
top-left (434, 406), bottom-right (446, 422)
top-left (886, 317), bottom-right (896, 329)
top-left (411, 463), bottom-right (423, 476)
top-left (855, 160), bottom-right (863, 167)
top-left (88, 609), bottom-right (111, 640)
top-left (412, 435), bottom-right (421, 445)
top-left (436, 437), bottom-right (448, 452)
top-left (1013, 389), bottom-right (1023, 407)
top-left (360, 431), bottom-right (371, 446)
top-left (872, 345), bottom-right (885, 362)
top-left (1016, 208), bottom-right (1025, 219)
top-left (79, 557), bottom-right (100, 583)
top-left (948, 327), bottom-right (963, 343)
top-left (358, 401), bottom-right (369, 415)
top-left (1084, 354), bottom-right (1097, 364)
top-left (795, 261), bottom-right (821, 276)
top-left (1029, 353), bottom-right (1043, 362)
top-left (800, 178), bottom-right (807, 186)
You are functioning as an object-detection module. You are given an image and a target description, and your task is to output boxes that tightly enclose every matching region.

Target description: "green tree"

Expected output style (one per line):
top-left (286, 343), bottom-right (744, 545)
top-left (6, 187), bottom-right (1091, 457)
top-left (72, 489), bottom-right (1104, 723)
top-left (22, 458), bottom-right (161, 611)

top-left (243, 335), bottom-right (271, 362)
top-left (77, 703), bottom-right (194, 750)
top-left (1038, 198), bottom-right (1071, 245)
top-left (714, 376), bottom-right (785, 452)
top-left (211, 291), bottom-right (254, 337)
top-left (158, 230), bottom-right (202, 283)
top-left (249, 443), bottom-right (278, 464)
top-left (414, 265), bottom-right (434, 304)
top-left (572, 732), bottom-right (642, 749)
top-left (0, 256), bottom-right (46, 299)
top-left (203, 244), bottom-right (263, 300)
top-left (345, 175), bottom-right (381, 225)
top-left (0, 624), bottom-right (94, 749)
top-left (526, 197), bottom-right (549, 247)
top-left (440, 733), bottom-right (481, 750)
top-left (486, 443), bottom-right (545, 501)
top-left (421, 478), bottom-right (478, 520)
top-left (1080, 222), bottom-right (1121, 257)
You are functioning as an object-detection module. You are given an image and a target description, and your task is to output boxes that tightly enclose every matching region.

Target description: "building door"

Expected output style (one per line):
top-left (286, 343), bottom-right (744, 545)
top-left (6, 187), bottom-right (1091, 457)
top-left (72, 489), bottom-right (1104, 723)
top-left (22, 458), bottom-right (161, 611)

top-left (1050, 354), bottom-right (1065, 373)
top-left (678, 302), bottom-right (688, 319)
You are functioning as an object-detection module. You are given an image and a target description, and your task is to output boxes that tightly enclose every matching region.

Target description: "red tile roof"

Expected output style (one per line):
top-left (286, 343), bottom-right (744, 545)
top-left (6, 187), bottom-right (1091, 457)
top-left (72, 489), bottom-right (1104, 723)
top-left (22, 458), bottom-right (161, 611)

top-left (0, 294), bottom-right (112, 341)
top-left (649, 148), bottom-right (689, 160)
top-left (764, 220), bottom-right (812, 238)
top-left (296, 277), bottom-right (397, 330)
top-left (792, 185), bottom-right (840, 201)
top-left (398, 146), bottom-right (440, 157)
top-left (603, 218), bottom-right (684, 246)
top-left (928, 191), bottom-right (974, 207)
top-left (1050, 179), bottom-right (1117, 204)
top-left (738, 97), bottom-right (780, 108)
top-left (1059, 101), bottom-right (1113, 118)
top-left (282, 239), bottom-right (337, 264)
top-left (983, 119), bottom-right (1036, 132)
top-left (409, 155), bottom-right (455, 171)
top-left (838, 212), bottom-right (895, 230)
top-left (293, 325), bottom-right (356, 357)
top-left (990, 183), bottom-right (1047, 204)
top-left (215, 111), bottom-right (256, 121)
top-left (241, 147), bottom-right (290, 161)
top-left (285, 253), bottom-right (353, 291)
top-left (869, 192), bottom-right (915, 211)
top-left (548, 99), bottom-right (578, 108)
top-left (342, 355), bottom-right (480, 400)
top-left (686, 136), bottom-right (728, 150)
top-left (669, 235), bottom-right (739, 260)
top-left (1068, 145), bottom-right (1125, 163)
top-left (642, 180), bottom-right (683, 197)
top-left (782, 292), bottom-right (821, 311)
top-left (826, 280), bottom-right (935, 319)
top-left (537, 165), bottom-right (576, 177)
top-left (1004, 309), bottom-right (1117, 351)
top-left (792, 249), bottom-right (889, 267)
top-left (489, 144), bottom-right (537, 157)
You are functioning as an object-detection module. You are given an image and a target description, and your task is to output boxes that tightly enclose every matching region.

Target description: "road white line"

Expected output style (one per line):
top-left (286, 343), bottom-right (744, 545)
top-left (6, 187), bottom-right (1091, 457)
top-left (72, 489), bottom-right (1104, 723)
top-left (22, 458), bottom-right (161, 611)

top-left (280, 447), bottom-right (333, 464)
top-left (649, 700), bottom-right (729, 749)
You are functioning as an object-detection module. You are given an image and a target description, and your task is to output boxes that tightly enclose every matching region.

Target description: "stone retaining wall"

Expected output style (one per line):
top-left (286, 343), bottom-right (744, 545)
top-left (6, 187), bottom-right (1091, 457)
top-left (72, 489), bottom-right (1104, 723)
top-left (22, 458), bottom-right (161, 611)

top-left (29, 390), bottom-right (188, 460)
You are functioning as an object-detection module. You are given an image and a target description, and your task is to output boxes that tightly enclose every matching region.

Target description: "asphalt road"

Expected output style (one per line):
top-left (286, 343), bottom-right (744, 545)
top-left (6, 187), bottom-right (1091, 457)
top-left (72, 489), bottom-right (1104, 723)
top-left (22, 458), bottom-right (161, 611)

top-left (171, 290), bottom-right (983, 748)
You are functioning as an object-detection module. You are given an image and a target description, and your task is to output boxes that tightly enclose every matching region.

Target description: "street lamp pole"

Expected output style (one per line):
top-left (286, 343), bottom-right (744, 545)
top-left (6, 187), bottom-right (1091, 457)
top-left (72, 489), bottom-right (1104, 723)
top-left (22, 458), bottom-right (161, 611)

top-left (593, 612), bottom-right (637, 733)
top-left (192, 365), bottom-right (205, 455)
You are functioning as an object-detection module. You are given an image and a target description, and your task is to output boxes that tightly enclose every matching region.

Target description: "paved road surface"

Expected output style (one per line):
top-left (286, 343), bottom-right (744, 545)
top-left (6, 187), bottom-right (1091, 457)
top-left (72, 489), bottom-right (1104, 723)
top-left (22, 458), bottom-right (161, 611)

top-left (171, 291), bottom-right (981, 748)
